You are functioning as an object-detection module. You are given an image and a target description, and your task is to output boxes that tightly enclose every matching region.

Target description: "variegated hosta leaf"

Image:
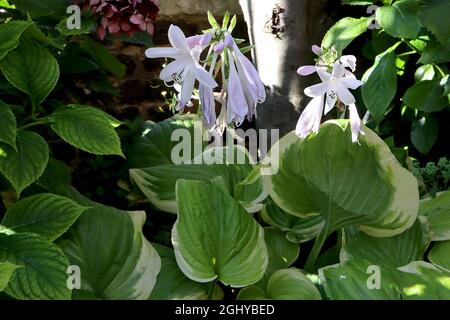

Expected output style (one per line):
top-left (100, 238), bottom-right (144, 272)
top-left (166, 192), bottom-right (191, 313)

top-left (127, 114), bottom-right (206, 168)
top-left (396, 262), bottom-right (450, 299)
top-left (428, 241), bottom-right (450, 272)
top-left (340, 220), bottom-right (430, 268)
top-left (261, 197), bottom-right (324, 244)
top-left (59, 206), bottom-right (161, 300)
top-left (264, 120), bottom-right (419, 237)
top-left (173, 179), bottom-right (268, 287)
top-left (238, 269), bottom-right (322, 300)
top-left (419, 191), bottom-right (450, 241)
top-left (319, 259), bottom-right (450, 300)
top-left (130, 146), bottom-right (266, 214)
top-left (149, 244), bottom-right (223, 300)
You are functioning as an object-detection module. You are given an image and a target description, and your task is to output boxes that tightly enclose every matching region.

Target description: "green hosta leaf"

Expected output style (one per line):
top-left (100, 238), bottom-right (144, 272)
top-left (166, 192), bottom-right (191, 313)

top-left (341, 221), bottom-right (429, 268)
top-left (319, 260), bottom-right (401, 299)
top-left (0, 131), bottom-right (49, 196)
top-left (130, 146), bottom-right (265, 214)
top-left (0, 100), bottom-right (17, 149)
top-left (410, 116), bottom-right (439, 154)
top-left (2, 193), bottom-right (88, 241)
top-left (404, 79), bottom-right (448, 112)
top-left (396, 262), bottom-right (450, 299)
top-left (149, 244), bottom-right (223, 300)
top-left (173, 179), bottom-right (268, 287)
top-left (264, 121), bottom-right (418, 237)
top-left (79, 38), bottom-right (126, 78)
top-left (428, 241), bottom-right (450, 272)
top-left (50, 105), bottom-right (123, 156)
top-left (59, 206), bottom-right (161, 300)
top-left (419, 191), bottom-right (450, 241)
top-left (128, 114), bottom-right (205, 168)
top-left (0, 20), bottom-right (33, 60)
top-left (0, 262), bottom-right (21, 292)
top-left (321, 17), bottom-right (370, 54)
top-left (0, 232), bottom-right (71, 299)
top-left (11, 0), bottom-right (69, 18)
top-left (0, 37), bottom-right (59, 106)
top-left (238, 269), bottom-right (322, 300)
top-left (261, 197), bottom-right (324, 244)
top-left (362, 50), bottom-right (397, 122)
top-left (263, 228), bottom-right (299, 277)
top-left (419, 0), bottom-right (450, 48)
top-left (376, 0), bottom-right (422, 39)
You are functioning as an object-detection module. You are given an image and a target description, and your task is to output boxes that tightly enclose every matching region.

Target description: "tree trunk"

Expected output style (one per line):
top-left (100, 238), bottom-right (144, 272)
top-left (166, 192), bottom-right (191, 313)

top-left (239, 0), bottom-right (333, 136)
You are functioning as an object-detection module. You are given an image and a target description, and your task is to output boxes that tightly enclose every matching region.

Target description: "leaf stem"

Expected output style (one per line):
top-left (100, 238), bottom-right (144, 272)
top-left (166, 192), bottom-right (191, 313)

top-left (304, 217), bottom-right (330, 273)
top-left (397, 50), bottom-right (416, 57)
top-left (434, 64), bottom-right (446, 77)
top-left (18, 118), bottom-right (50, 130)
top-left (207, 280), bottom-right (217, 300)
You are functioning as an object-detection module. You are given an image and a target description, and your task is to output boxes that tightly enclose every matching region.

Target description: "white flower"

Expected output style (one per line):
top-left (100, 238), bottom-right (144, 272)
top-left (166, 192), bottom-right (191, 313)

top-left (296, 54), bottom-right (365, 142)
top-left (295, 95), bottom-right (325, 138)
top-left (304, 61), bottom-right (363, 114)
top-left (145, 24), bottom-right (218, 110)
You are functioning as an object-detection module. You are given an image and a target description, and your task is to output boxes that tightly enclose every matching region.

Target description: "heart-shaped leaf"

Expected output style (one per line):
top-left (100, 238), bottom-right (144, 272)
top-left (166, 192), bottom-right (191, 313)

top-left (59, 206), bottom-right (161, 300)
top-left (173, 178), bottom-right (268, 287)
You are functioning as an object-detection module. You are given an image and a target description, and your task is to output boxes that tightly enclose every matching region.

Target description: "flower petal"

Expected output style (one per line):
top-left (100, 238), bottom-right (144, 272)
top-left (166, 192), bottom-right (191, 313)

top-left (304, 82), bottom-right (329, 98)
top-left (335, 83), bottom-right (356, 105)
top-left (297, 66), bottom-right (316, 76)
top-left (341, 78), bottom-right (363, 90)
top-left (316, 67), bottom-right (331, 83)
top-left (145, 47), bottom-right (180, 59)
top-left (194, 63), bottom-right (218, 88)
top-left (311, 45), bottom-right (322, 56)
top-left (349, 103), bottom-right (365, 142)
top-left (295, 95), bottom-right (324, 138)
top-left (178, 71), bottom-right (196, 110)
top-left (339, 55), bottom-right (357, 72)
top-left (159, 58), bottom-right (188, 82)
top-left (324, 92), bottom-right (337, 115)
top-left (331, 61), bottom-right (345, 78)
top-left (168, 24), bottom-right (190, 52)
top-left (200, 84), bottom-right (216, 126)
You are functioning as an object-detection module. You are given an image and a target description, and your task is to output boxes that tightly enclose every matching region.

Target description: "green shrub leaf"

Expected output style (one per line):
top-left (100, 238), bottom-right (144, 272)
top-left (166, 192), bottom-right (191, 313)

top-left (0, 262), bottom-right (21, 292)
top-left (419, 0), bottom-right (450, 48)
top-left (404, 79), bottom-right (448, 112)
top-left (0, 100), bottom-right (17, 149)
top-left (0, 131), bottom-right (49, 196)
top-left (376, 0), bottom-right (422, 39)
top-left (410, 116), bottom-right (439, 154)
top-left (0, 232), bottom-right (71, 299)
top-left (0, 20), bottom-right (33, 60)
top-left (2, 193), bottom-right (88, 241)
top-left (50, 105), bottom-right (123, 156)
top-left (321, 17), bottom-right (370, 54)
top-left (362, 50), bottom-right (397, 122)
top-left (0, 37), bottom-right (59, 106)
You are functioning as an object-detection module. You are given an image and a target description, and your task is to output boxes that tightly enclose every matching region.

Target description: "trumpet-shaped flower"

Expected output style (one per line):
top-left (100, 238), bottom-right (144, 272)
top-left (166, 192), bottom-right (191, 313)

top-left (296, 50), bottom-right (365, 143)
top-left (145, 25), bottom-right (218, 110)
top-left (304, 62), bottom-right (363, 114)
